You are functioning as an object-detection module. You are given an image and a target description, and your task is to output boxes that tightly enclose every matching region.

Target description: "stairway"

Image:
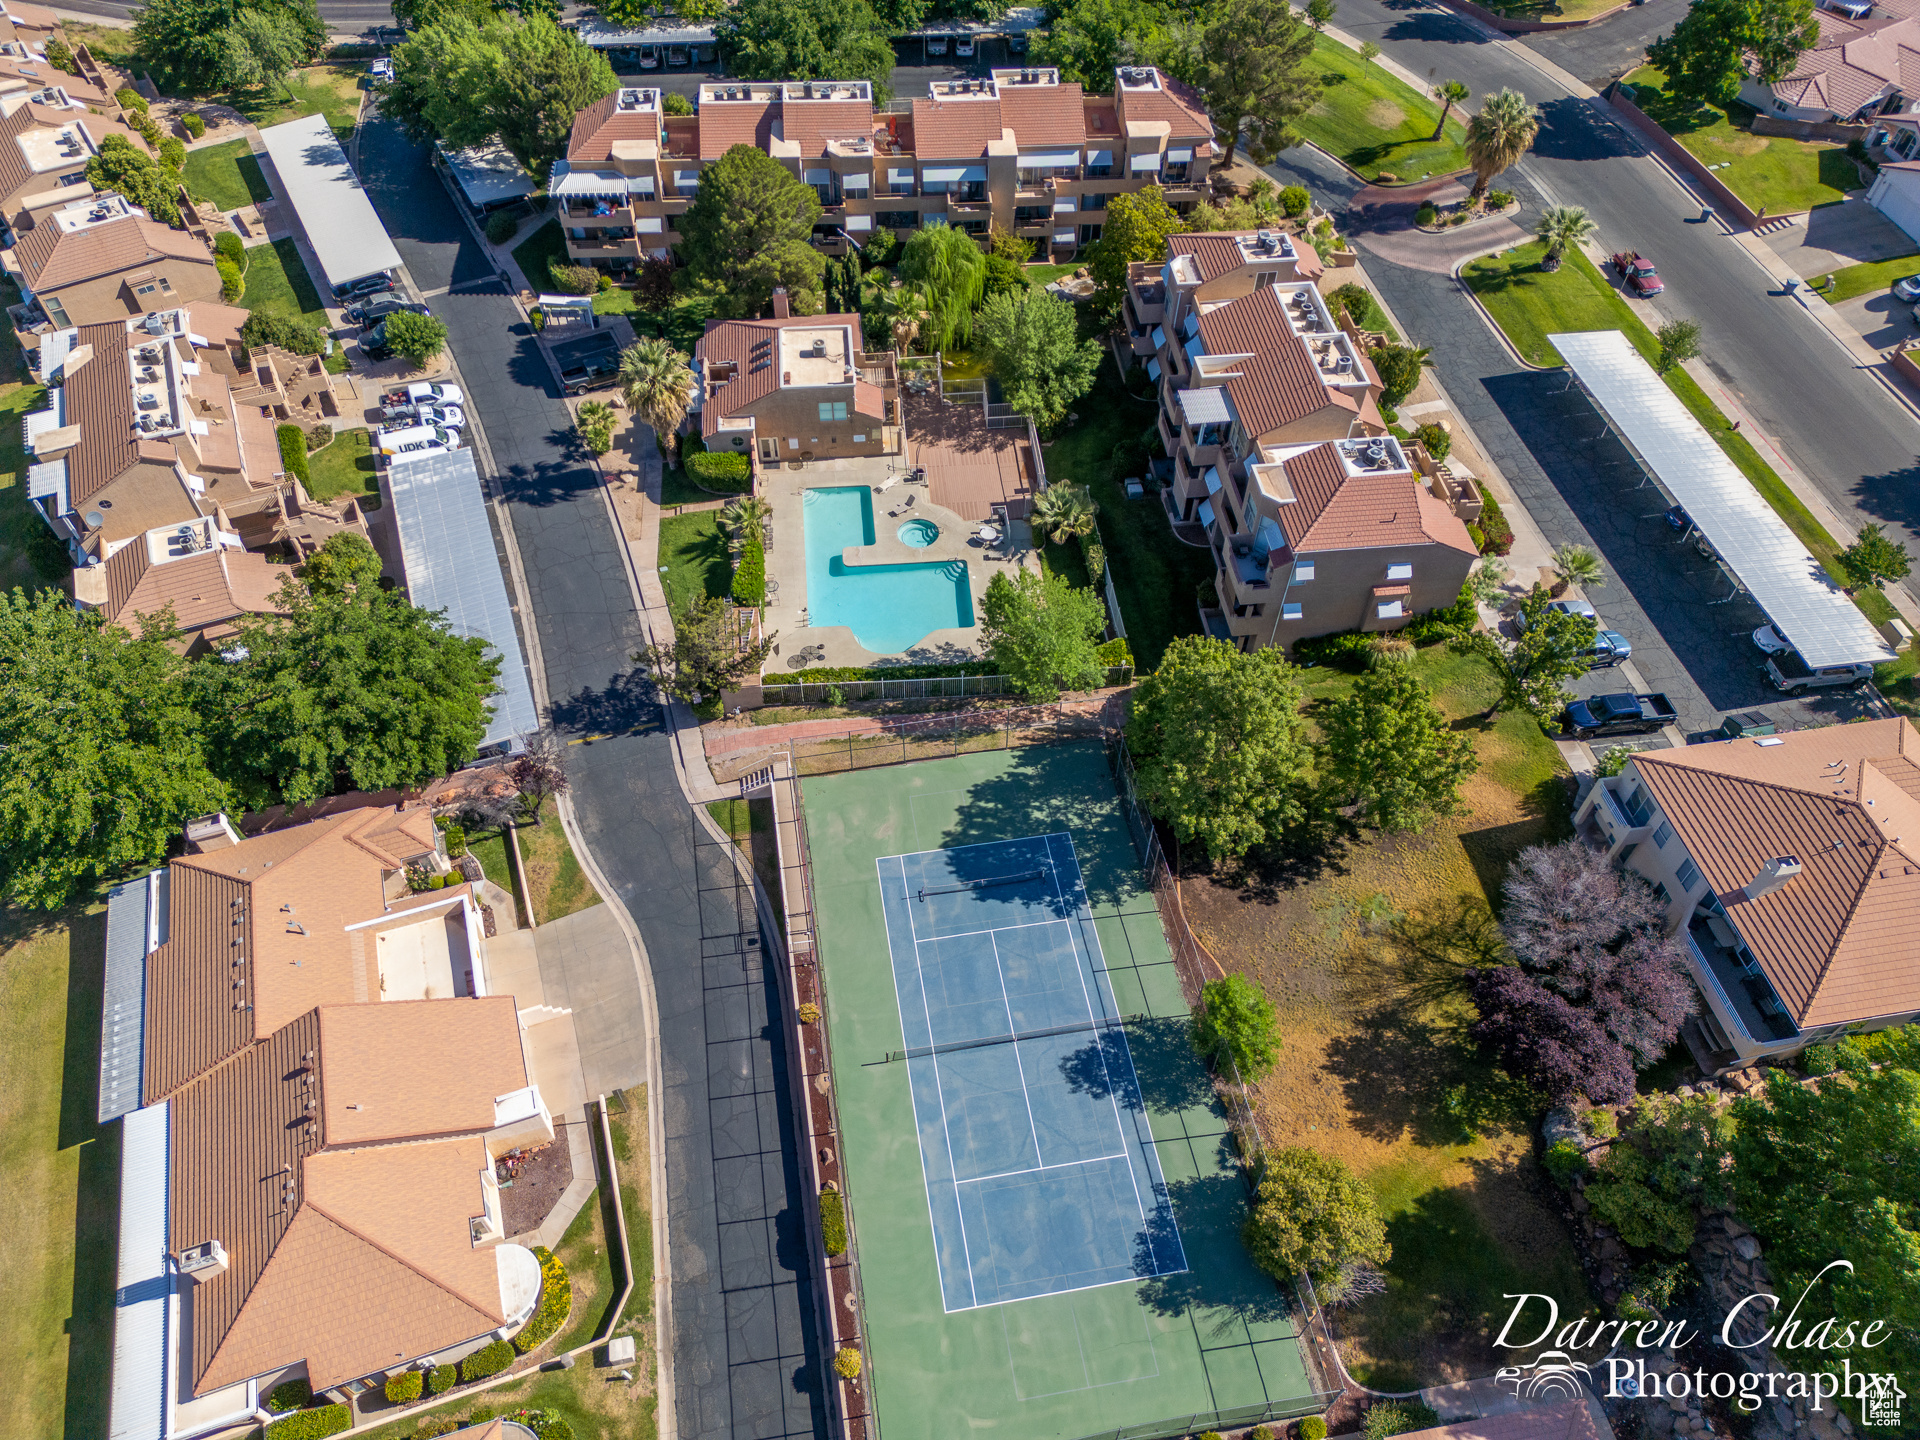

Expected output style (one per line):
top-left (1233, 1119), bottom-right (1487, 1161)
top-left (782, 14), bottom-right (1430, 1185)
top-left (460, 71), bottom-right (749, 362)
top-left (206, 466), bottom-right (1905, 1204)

top-left (1749, 213), bottom-right (1801, 237)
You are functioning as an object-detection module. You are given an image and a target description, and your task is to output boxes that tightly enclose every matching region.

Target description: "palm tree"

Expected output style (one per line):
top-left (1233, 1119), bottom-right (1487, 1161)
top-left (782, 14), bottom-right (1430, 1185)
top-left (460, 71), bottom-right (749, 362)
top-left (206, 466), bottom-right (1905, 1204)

top-left (1535, 205), bottom-right (1597, 270)
top-left (1031, 482), bottom-right (1100, 547)
top-left (1552, 543), bottom-right (1606, 589)
top-left (872, 284), bottom-right (931, 354)
top-left (1464, 88), bottom-right (1539, 202)
top-left (618, 336), bottom-right (695, 459)
top-left (1432, 79), bottom-right (1470, 141)
top-left (721, 495), bottom-right (773, 555)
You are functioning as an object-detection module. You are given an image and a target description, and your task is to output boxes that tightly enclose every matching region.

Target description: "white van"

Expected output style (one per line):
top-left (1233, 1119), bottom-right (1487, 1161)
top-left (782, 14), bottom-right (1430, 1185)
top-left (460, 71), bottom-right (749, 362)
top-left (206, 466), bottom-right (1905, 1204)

top-left (378, 423), bottom-right (460, 459)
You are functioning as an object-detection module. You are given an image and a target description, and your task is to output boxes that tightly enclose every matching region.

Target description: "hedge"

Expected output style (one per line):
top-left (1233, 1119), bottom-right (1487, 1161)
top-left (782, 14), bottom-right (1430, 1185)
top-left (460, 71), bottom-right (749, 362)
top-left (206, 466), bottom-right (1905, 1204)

top-left (383, 1370), bottom-right (423, 1403)
top-left (460, 1338), bottom-right (514, 1383)
top-left (520, 1411), bottom-right (577, 1440)
top-left (241, 310), bottom-right (325, 358)
top-left (265, 1379), bottom-right (312, 1413)
top-left (182, 111), bottom-right (206, 139)
top-left (213, 230), bottom-right (245, 265)
top-left (772, 661), bottom-right (997, 684)
top-left (427, 1363), bottom-right (457, 1395)
top-left (1095, 636), bottom-right (1131, 668)
top-left (731, 528), bottom-right (766, 607)
top-left (686, 449), bottom-right (752, 492)
top-left (44, 37), bottom-right (74, 72)
top-left (216, 256), bottom-right (244, 302)
top-left (277, 425), bottom-right (310, 484)
top-left (819, 1186), bottom-right (847, 1256)
top-left (511, 1246), bottom-right (573, 1353)
top-left (264, 1404), bottom-right (351, 1439)
top-left (1299, 1420), bottom-right (1327, 1440)
top-left (1474, 481), bottom-right (1514, 556)
top-left (158, 136), bottom-right (186, 170)
top-left (114, 86), bottom-right (147, 114)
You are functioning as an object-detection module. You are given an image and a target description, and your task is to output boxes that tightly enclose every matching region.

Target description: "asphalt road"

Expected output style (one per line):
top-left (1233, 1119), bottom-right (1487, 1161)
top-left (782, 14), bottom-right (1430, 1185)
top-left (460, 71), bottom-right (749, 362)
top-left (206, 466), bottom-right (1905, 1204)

top-left (355, 111), bottom-right (829, 1440)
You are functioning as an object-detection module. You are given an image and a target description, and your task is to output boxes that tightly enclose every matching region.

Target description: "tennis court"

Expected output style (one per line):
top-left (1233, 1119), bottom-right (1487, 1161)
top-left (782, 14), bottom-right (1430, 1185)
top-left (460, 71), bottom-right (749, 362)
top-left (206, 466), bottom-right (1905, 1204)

top-left (878, 833), bottom-right (1186, 1312)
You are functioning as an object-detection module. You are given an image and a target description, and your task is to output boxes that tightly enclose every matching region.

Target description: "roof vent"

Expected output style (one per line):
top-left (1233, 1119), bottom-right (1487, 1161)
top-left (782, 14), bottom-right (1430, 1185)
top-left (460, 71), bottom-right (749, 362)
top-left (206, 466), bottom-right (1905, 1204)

top-left (1743, 855), bottom-right (1803, 901)
top-left (185, 812), bottom-right (242, 853)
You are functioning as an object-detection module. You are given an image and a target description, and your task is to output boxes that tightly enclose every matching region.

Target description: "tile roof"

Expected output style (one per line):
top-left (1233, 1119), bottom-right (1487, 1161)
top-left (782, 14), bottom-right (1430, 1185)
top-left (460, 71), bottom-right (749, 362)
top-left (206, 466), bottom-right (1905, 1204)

top-left (101, 542), bottom-right (285, 631)
top-left (53, 316), bottom-right (138, 506)
top-left (318, 996), bottom-right (528, 1147)
top-left (1116, 70), bottom-right (1212, 137)
top-left (1765, 12), bottom-right (1920, 115)
top-left (910, 95), bottom-right (1005, 157)
top-left (566, 92), bottom-right (660, 165)
top-left (999, 83), bottom-right (1087, 147)
top-left (694, 311), bottom-right (864, 436)
top-left (779, 98), bottom-right (878, 157)
top-left (1630, 717), bottom-right (1920, 1026)
top-left (698, 99), bottom-right (776, 161)
top-left (13, 211), bottom-right (210, 291)
top-left (1277, 442), bottom-right (1479, 554)
top-left (1195, 286), bottom-right (1366, 436)
top-left (1168, 230), bottom-right (1323, 284)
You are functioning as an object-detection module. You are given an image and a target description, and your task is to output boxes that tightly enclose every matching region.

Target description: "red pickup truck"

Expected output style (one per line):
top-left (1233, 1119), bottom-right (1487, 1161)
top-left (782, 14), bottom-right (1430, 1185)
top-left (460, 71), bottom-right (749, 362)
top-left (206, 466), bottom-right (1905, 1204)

top-left (1611, 251), bottom-right (1664, 297)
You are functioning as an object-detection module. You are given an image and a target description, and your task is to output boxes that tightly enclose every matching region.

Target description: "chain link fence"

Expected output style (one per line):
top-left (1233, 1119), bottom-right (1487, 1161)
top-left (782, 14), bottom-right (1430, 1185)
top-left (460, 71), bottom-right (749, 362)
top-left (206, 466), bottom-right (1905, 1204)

top-left (760, 667), bottom-right (1131, 706)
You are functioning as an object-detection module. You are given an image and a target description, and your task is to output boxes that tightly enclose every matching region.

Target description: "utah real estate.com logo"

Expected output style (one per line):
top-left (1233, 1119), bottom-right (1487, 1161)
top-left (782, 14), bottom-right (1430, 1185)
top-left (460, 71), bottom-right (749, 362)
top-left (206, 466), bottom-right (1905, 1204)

top-left (1492, 1262), bottom-right (1906, 1427)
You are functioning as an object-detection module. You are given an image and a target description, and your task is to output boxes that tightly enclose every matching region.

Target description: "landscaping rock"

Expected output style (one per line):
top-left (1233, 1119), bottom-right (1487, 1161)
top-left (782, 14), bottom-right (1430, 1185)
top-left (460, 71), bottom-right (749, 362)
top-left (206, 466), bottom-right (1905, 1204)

top-left (1542, 1105), bottom-right (1585, 1149)
top-left (1733, 1235), bottom-right (1761, 1261)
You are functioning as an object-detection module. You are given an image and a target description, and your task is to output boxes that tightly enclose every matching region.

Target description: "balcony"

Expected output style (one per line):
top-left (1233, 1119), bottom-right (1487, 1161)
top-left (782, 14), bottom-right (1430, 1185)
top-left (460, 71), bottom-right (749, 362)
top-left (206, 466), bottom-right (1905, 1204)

top-left (562, 199), bottom-right (632, 221)
top-left (1685, 921), bottom-right (1799, 1047)
top-left (1126, 275), bottom-right (1166, 327)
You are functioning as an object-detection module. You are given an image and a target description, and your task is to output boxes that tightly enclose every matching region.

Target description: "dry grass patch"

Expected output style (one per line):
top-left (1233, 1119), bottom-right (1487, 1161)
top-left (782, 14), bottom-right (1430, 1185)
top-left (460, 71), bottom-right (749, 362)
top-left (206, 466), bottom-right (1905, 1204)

top-left (517, 798), bottom-right (603, 925)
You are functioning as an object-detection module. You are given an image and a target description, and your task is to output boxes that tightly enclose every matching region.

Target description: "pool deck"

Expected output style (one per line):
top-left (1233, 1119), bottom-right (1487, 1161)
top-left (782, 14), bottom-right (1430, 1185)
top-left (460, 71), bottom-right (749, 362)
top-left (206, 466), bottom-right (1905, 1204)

top-left (760, 452), bottom-right (1041, 672)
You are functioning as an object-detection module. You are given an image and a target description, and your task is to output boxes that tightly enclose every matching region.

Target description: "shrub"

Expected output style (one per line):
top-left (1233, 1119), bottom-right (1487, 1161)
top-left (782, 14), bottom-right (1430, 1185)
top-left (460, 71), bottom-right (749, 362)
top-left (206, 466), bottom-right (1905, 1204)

top-left (833, 1347), bottom-right (863, 1380)
top-left (264, 1405), bottom-right (351, 1439)
top-left (521, 1411), bottom-right (577, 1440)
top-left (1487, 189), bottom-right (1514, 208)
top-left (576, 400), bottom-right (617, 456)
top-left (662, 90), bottom-right (694, 116)
top-left (484, 209), bottom-right (520, 243)
top-left (1298, 1420), bottom-right (1327, 1440)
top-left (213, 229), bottom-right (245, 265)
top-left (1415, 203), bottom-right (1437, 226)
top-left (1366, 636), bottom-right (1413, 669)
top-left (266, 1379), bottom-right (312, 1413)
top-left (44, 37), bottom-right (74, 72)
top-left (417, 1421), bottom-right (461, 1439)
top-left (732, 528), bottom-right (766, 607)
top-left (820, 1185), bottom-right (848, 1255)
top-left (216, 256), bottom-right (244, 302)
top-left (427, 1364), bottom-right (457, 1395)
top-left (115, 86), bottom-right (148, 114)
top-left (1585, 1107), bottom-right (1619, 1140)
top-left (1290, 629), bottom-right (1374, 671)
top-left (797, 1001), bottom-right (820, 1023)
top-left (983, 252), bottom-right (1026, 296)
top-left (686, 448), bottom-right (752, 492)
top-left (596, 271), bottom-right (614, 293)
top-left (459, 1338), bottom-right (514, 1383)
top-left (132, 113), bottom-right (164, 148)
top-left (1475, 484), bottom-right (1514, 556)
top-left (1096, 635), bottom-right (1132, 669)
top-left (159, 136), bottom-right (185, 170)
top-left (182, 110), bottom-right (206, 139)
top-left (383, 311), bottom-right (449, 368)
top-left (512, 1246), bottom-right (573, 1353)
top-left (1801, 1043), bottom-right (1839, 1075)
top-left (773, 661), bottom-right (995, 683)
top-left (384, 1371), bottom-right (423, 1403)
top-left (824, 685), bottom-right (845, 707)
top-left (429, 873), bottom-right (448, 889)
top-left (307, 423), bottom-right (333, 452)
top-left (1544, 1139), bottom-right (1590, 1188)
top-left (1364, 1402), bottom-right (1441, 1440)
top-left (1403, 583), bottom-right (1477, 644)
top-left (860, 226), bottom-right (900, 268)
top-left (1280, 184), bottom-right (1311, 217)
top-left (241, 310), bottom-right (325, 357)
top-left (1251, 1428), bottom-right (1277, 1440)
top-left (1466, 521), bottom-right (1486, 549)
top-left (1413, 422), bottom-right (1451, 462)
top-left (1198, 1433), bottom-right (1223, 1440)
top-left (549, 260), bottom-right (600, 295)
top-left (1328, 282), bottom-right (1372, 326)
top-left (277, 424), bottom-right (310, 483)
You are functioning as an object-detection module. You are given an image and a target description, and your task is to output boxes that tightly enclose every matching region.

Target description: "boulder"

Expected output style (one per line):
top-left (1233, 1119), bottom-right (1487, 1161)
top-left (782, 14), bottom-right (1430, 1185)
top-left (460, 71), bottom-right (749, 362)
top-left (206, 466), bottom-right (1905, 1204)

top-left (1734, 1235), bottom-right (1761, 1261)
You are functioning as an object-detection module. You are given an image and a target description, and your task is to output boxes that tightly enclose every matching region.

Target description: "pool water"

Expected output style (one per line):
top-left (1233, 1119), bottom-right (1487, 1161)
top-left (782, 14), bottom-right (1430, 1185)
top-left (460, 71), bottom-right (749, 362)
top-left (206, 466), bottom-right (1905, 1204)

top-left (897, 518), bottom-right (939, 548)
top-left (804, 487), bottom-right (974, 654)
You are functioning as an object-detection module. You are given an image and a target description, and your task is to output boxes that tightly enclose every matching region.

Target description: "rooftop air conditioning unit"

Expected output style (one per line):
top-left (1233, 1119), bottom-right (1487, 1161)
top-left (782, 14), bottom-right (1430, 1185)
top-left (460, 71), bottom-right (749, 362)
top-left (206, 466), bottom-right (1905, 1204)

top-left (812, 338), bottom-right (827, 357)
top-left (177, 1240), bottom-right (229, 1284)
top-left (1336, 356), bottom-right (1352, 374)
top-left (143, 312), bottom-right (165, 335)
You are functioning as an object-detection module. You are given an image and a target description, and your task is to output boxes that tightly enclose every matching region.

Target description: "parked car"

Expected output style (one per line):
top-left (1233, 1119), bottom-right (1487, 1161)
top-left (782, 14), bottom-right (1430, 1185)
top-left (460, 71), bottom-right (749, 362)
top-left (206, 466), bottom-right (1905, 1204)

top-left (955, 35), bottom-right (975, 56)
top-left (1765, 652), bottom-right (1874, 694)
top-left (380, 403), bottom-right (465, 431)
top-left (1895, 273), bottom-right (1920, 301)
top-left (667, 43), bottom-right (688, 64)
top-left (927, 34), bottom-right (949, 54)
top-left (1718, 710), bottom-right (1778, 739)
top-left (381, 381), bottom-right (463, 410)
top-left (361, 319), bottom-right (397, 361)
top-left (1663, 504), bottom-right (1691, 532)
top-left (345, 296), bottom-right (428, 329)
top-left (1751, 622), bottom-right (1792, 655)
top-left (369, 57), bottom-right (394, 83)
top-left (637, 43), bottom-right (659, 68)
top-left (1562, 692), bottom-right (1678, 739)
top-left (1611, 251), bottom-right (1664, 297)
top-left (1579, 629), bottom-right (1633, 669)
top-left (1515, 598), bottom-right (1598, 633)
top-left (1008, 31), bottom-right (1028, 52)
top-left (332, 270), bottom-right (395, 303)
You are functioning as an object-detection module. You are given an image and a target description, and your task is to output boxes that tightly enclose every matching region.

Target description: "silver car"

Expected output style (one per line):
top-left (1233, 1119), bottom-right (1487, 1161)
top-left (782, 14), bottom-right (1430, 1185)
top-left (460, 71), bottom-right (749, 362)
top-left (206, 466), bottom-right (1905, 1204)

top-left (1751, 622), bottom-right (1791, 655)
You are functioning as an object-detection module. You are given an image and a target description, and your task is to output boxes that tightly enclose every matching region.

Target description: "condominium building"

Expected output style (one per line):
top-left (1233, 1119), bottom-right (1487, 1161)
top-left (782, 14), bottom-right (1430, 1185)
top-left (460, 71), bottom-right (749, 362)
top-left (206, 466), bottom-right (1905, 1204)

top-left (554, 64), bottom-right (1214, 270)
top-left (1123, 231), bottom-right (1480, 649)
top-left (4, 190), bottom-right (221, 329)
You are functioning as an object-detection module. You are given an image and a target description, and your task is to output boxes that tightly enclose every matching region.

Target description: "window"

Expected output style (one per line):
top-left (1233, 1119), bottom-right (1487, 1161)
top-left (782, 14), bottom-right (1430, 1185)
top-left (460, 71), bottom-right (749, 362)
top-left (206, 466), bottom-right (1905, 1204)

top-left (135, 283), bottom-right (157, 297)
top-left (1252, 269), bottom-right (1277, 287)
top-left (1281, 601), bottom-right (1302, 620)
top-left (58, 170), bottom-right (85, 186)
top-left (1651, 882), bottom-right (1671, 906)
top-left (1652, 819), bottom-right (1674, 849)
top-left (1292, 561), bottom-right (1314, 583)
top-left (1386, 562), bottom-right (1413, 580)
top-left (1676, 857), bottom-right (1702, 893)
top-left (158, 276), bottom-right (172, 292)
top-left (43, 296), bottom-right (69, 327)
top-left (876, 212), bottom-right (917, 230)
top-left (1164, 162), bottom-right (1190, 183)
top-left (1014, 206), bottom-right (1049, 224)
top-left (1081, 194), bottom-right (1112, 211)
top-left (818, 401), bottom-right (848, 421)
top-left (1376, 600), bottom-right (1405, 619)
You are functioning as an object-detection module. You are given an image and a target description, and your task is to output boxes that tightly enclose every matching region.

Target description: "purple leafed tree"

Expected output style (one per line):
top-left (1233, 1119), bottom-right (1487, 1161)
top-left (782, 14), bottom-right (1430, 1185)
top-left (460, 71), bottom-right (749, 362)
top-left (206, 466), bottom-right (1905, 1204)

top-left (1466, 965), bottom-right (1638, 1105)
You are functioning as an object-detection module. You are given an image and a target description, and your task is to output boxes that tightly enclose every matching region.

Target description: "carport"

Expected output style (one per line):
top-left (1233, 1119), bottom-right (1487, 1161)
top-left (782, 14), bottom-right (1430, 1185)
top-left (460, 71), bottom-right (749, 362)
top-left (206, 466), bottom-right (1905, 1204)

top-left (1551, 329), bottom-right (1894, 670)
top-left (258, 113), bottom-right (402, 294)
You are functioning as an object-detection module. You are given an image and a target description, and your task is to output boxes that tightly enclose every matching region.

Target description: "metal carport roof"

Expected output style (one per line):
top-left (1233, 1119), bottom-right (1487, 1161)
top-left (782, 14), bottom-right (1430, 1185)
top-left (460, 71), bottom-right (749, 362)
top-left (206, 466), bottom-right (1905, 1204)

top-left (384, 448), bottom-right (541, 747)
top-left (258, 113), bottom-right (402, 292)
top-left (1551, 329), bottom-right (1894, 670)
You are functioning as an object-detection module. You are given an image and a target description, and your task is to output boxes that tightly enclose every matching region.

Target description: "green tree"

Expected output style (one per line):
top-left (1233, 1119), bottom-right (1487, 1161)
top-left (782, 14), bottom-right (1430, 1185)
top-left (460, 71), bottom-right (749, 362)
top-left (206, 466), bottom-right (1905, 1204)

top-left (1029, 481), bottom-right (1101, 548)
top-left (1321, 666), bottom-right (1478, 834)
top-left (1432, 78), bottom-right (1469, 139)
top-left (382, 311), bottom-right (450, 368)
top-left (636, 595), bottom-right (777, 704)
top-left (972, 289), bottom-right (1102, 433)
top-left (1464, 88), bottom-right (1538, 201)
top-left (871, 282), bottom-right (931, 353)
top-left (1306, 0), bottom-right (1336, 30)
top-left (1449, 586), bottom-right (1596, 720)
top-left (1087, 186), bottom-right (1186, 312)
top-left (190, 575), bottom-right (502, 809)
top-left (0, 590), bottom-right (231, 910)
top-left (1127, 635), bottom-right (1310, 860)
top-left (1368, 342), bottom-right (1432, 407)
top-left (1837, 522), bottom-right (1913, 590)
top-left (576, 399), bottom-right (617, 455)
top-left (1243, 1147), bottom-right (1391, 1283)
top-left (86, 135), bottom-right (181, 226)
top-left (1649, 0), bottom-right (1820, 104)
top-left (1192, 973), bottom-right (1281, 1081)
top-left (384, 14), bottom-right (617, 176)
top-left (1654, 318), bottom-right (1701, 374)
top-left (1191, 0), bottom-right (1320, 168)
top-left (299, 532), bottom-right (383, 595)
top-left (618, 336), bottom-right (695, 458)
top-left (1032, 0), bottom-right (1164, 92)
top-left (900, 222), bottom-right (987, 351)
top-left (677, 145), bottom-right (825, 319)
top-left (980, 568), bottom-right (1108, 701)
top-left (1586, 1093), bottom-right (1734, 1252)
top-left (133, 0), bottom-right (324, 92)
top-left (1358, 39), bottom-right (1379, 66)
top-left (717, 0), bottom-right (895, 102)
top-left (1534, 203), bottom-right (1596, 265)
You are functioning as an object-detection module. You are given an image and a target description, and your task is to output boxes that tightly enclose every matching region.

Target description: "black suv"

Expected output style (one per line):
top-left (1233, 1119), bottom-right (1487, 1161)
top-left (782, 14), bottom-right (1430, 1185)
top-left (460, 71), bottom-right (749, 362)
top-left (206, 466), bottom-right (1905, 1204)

top-left (332, 271), bottom-right (395, 303)
top-left (345, 297), bottom-right (428, 330)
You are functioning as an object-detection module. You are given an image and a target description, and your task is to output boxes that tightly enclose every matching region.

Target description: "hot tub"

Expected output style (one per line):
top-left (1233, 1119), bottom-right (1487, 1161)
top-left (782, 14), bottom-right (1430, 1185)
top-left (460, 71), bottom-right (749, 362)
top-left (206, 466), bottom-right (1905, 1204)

top-left (897, 518), bottom-right (939, 548)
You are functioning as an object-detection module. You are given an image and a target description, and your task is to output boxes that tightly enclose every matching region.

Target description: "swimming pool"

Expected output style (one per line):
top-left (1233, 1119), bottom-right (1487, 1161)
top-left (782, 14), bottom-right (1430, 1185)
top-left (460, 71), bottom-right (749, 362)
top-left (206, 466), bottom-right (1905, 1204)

top-left (803, 486), bottom-right (974, 654)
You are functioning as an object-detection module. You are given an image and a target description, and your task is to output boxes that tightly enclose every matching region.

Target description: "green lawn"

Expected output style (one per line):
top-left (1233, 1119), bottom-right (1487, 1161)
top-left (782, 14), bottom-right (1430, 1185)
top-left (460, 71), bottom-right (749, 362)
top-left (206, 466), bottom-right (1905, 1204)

top-left (0, 381), bottom-right (68, 592)
top-left (607, 1088), bottom-right (655, 1326)
top-left (1044, 363), bottom-right (1215, 672)
top-left (181, 138), bottom-right (272, 212)
top-left (1464, 238), bottom-right (1899, 628)
top-left (1813, 253), bottom-right (1920, 303)
top-left (243, 236), bottom-right (329, 326)
top-left (1297, 34), bottom-right (1469, 182)
top-left (228, 64), bottom-right (365, 143)
top-left (656, 510), bottom-right (733, 620)
top-left (305, 429), bottom-right (378, 507)
top-left (1626, 68), bottom-right (1858, 214)
top-left (513, 219), bottom-right (569, 294)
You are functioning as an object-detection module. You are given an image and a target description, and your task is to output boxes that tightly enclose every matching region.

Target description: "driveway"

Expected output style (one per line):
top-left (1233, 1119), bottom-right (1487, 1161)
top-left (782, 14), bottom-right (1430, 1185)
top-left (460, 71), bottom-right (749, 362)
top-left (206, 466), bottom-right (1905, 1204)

top-left (355, 112), bottom-right (829, 1440)
top-left (1832, 290), bottom-right (1920, 350)
top-left (1765, 196), bottom-right (1918, 280)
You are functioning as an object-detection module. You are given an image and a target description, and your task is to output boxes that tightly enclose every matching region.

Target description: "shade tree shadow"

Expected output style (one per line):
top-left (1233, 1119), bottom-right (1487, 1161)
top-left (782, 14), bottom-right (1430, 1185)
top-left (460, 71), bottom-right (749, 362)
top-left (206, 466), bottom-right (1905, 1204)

top-left (1130, 1167), bottom-right (1294, 1334)
top-left (546, 670), bottom-right (663, 736)
top-left (1058, 1014), bottom-right (1215, 1115)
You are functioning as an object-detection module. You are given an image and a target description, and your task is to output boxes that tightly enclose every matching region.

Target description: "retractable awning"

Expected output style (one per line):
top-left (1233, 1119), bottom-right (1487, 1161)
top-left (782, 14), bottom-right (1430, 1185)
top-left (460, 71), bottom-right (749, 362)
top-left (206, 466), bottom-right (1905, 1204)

top-left (1018, 150), bottom-right (1078, 167)
top-left (1130, 152), bottom-right (1162, 170)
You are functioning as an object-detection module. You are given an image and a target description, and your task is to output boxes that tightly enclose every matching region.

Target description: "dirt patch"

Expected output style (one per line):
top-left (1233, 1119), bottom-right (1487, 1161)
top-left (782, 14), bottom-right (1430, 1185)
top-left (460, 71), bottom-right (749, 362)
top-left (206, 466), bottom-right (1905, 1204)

top-left (1366, 99), bottom-right (1407, 130)
top-left (500, 1135), bottom-right (573, 1238)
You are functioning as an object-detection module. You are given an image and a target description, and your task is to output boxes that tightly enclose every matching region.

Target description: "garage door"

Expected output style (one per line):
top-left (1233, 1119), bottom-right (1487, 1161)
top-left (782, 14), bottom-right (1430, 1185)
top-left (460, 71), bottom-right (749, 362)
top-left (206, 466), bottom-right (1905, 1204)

top-left (1871, 173), bottom-right (1920, 246)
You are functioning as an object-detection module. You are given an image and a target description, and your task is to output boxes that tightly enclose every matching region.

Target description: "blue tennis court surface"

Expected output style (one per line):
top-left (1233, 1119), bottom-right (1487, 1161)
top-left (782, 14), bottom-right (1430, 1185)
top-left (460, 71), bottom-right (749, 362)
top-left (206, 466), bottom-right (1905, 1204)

top-left (877, 833), bottom-right (1188, 1313)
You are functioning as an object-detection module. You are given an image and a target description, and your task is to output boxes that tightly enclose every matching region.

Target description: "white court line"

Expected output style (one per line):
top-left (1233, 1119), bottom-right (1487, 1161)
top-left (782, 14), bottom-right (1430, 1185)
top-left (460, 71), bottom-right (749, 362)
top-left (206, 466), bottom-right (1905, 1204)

top-left (988, 929), bottom-right (1046, 1168)
top-left (909, 918), bottom-right (1070, 946)
top-left (899, 852), bottom-right (981, 1310)
top-left (954, 1152), bottom-right (1130, 1187)
top-left (882, 831), bottom-right (1075, 860)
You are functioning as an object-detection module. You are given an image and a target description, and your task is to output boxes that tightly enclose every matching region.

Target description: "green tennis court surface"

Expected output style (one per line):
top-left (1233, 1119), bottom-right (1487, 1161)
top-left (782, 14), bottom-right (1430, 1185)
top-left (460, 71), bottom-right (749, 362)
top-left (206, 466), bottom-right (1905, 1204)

top-left (804, 744), bottom-right (1321, 1440)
